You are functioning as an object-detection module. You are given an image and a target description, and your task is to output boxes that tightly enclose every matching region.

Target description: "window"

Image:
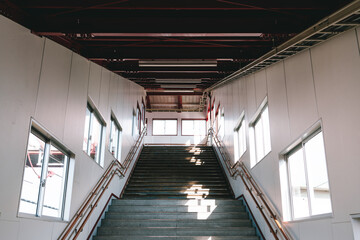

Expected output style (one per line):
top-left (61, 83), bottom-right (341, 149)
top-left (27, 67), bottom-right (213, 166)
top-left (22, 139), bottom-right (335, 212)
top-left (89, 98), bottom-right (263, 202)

top-left (83, 104), bottom-right (105, 166)
top-left (109, 116), bottom-right (122, 162)
top-left (182, 120), bottom-right (206, 136)
top-left (19, 126), bottom-right (73, 220)
top-left (132, 109), bottom-right (137, 137)
top-left (250, 101), bottom-right (271, 166)
top-left (152, 119), bottom-right (177, 135)
top-left (234, 113), bottom-right (246, 161)
top-left (218, 107), bottom-right (225, 139)
top-left (281, 129), bottom-right (332, 220)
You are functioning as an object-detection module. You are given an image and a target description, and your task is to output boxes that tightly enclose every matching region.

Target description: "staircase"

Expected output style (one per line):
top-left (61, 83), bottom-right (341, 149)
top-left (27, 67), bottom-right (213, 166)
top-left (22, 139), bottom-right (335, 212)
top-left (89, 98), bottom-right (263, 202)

top-left (93, 146), bottom-right (260, 240)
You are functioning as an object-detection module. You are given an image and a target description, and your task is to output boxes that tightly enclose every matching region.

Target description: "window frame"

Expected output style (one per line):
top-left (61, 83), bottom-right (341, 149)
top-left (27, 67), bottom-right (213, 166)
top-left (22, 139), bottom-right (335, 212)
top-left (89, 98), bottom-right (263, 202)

top-left (249, 97), bottom-right (271, 167)
top-left (109, 114), bottom-right (123, 162)
top-left (234, 111), bottom-right (246, 161)
top-left (19, 120), bottom-right (74, 221)
top-left (152, 119), bottom-right (178, 136)
top-left (280, 123), bottom-right (333, 222)
top-left (83, 102), bottom-right (106, 167)
top-left (181, 119), bottom-right (207, 136)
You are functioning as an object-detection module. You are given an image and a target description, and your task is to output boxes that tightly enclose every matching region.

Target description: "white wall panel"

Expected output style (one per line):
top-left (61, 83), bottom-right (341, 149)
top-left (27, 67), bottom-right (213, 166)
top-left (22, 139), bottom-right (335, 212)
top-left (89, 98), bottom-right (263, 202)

top-left (99, 69), bottom-right (111, 117)
top-left (246, 75), bottom-right (256, 118)
top-left (0, 16), bottom-right (145, 240)
top-left (88, 62), bottom-right (102, 106)
top-left (311, 29), bottom-right (360, 223)
top-left (0, 16), bottom-right (45, 221)
top-left (63, 53), bottom-right (90, 150)
top-left (211, 27), bottom-right (360, 240)
top-left (283, 50), bottom-right (318, 139)
top-left (35, 39), bottom-right (72, 139)
top-left (254, 70), bottom-right (267, 107)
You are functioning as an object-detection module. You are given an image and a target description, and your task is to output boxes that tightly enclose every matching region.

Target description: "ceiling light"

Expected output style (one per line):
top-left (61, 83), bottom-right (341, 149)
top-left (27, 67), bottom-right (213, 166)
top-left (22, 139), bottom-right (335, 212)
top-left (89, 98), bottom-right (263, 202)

top-left (155, 79), bottom-right (202, 84)
top-left (160, 84), bottom-right (197, 89)
top-left (163, 90), bottom-right (195, 93)
top-left (139, 60), bottom-right (217, 67)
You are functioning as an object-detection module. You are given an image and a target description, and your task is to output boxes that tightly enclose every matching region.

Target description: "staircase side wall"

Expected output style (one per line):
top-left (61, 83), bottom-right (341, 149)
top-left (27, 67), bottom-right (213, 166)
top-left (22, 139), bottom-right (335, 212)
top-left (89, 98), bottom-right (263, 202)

top-left (0, 15), bottom-right (145, 240)
top-left (212, 27), bottom-right (360, 240)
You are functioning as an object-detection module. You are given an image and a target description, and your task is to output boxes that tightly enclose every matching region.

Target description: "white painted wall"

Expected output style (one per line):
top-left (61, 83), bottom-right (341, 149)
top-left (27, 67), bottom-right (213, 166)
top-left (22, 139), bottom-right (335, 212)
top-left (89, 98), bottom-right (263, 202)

top-left (211, 27), bottom-right (360, 240)
top-left (144, 111), bottom-right (207, 145)
top-left (0, 16), bottom-right (145, 240)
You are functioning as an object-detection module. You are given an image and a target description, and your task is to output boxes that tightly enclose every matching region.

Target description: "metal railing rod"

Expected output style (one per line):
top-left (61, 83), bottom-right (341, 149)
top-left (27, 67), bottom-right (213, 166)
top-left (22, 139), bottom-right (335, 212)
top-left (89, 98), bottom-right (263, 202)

top-left (207, 128), bottom-right (292, 240)
top-left (58, 126), bottom-right (147, 240)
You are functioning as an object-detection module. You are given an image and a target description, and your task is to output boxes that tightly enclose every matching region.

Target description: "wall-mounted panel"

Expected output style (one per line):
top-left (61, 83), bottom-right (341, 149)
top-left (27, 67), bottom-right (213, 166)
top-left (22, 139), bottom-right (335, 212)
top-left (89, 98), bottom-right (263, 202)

top-left (284, 50), bottom-right (318, 139)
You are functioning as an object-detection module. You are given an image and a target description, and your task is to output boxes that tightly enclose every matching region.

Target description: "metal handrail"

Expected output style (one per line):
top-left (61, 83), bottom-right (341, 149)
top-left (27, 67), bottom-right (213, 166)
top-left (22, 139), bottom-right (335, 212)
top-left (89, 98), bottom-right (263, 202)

top-left (58, 125), bottom-right (147, 240)
top-left (207, 128), bottom-right (292, 240)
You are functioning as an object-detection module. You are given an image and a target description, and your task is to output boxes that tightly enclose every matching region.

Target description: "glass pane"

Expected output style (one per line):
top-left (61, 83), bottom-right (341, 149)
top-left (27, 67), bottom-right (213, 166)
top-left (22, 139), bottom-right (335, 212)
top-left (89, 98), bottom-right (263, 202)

top-left (19, 133), bottom-right (45, 215)
top-left (165, 120), bottom-right (177, 135)
top-left (239, 122), bottom-right (246, 157)
top-left (153, 120), bottom-right (165, 135)
top-left (117, 130), bottom-right (122, 162)
top-left (305, 132), bottom-right (332, 215)
top-left (42, 145), bottom-right (67, 218)
top-left (288, 148), bottom-right (310, 219)
top-left (182, 120), bottom-right (194, 135)
top-left (110, 120), bottom-right (119, 159)
top-left (83, 107), bottom-right (91, 152)
top-left (196, 120), bottom-right (206, 136)
top-left (262, 106), bottom-right (271, 155)
top-left (90, 115), bottom-right (103, 164)
top-left (254, 119), bottom-right (264, 162)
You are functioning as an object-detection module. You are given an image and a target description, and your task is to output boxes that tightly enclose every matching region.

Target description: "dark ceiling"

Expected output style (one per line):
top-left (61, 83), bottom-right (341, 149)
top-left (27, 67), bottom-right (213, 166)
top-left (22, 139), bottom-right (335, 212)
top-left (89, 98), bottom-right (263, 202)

top-left (0, 0), bottom-right (354, 111)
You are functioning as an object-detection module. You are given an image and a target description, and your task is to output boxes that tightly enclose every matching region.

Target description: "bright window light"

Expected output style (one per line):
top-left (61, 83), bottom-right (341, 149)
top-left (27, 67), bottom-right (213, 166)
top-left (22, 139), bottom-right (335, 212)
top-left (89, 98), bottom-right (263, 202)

top-left (153, 119), bottom-right (177, 135)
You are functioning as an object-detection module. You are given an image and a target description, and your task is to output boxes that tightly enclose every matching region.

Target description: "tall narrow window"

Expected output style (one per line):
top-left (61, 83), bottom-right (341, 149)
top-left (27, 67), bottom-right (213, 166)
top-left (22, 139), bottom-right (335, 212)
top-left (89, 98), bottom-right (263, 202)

top-left (109, 116), bottom-right (122, 162)
top-left (182, 120), bottom-right (206, 136)
top-left (234, 113), bottom-right (246, 161)
top-left (281, 128), bottom-right (332, 220)
top-left (19, 127), bottom-right (73, 220)
top-left (83, 104), bottom-right (105, 166)
top-left (152, 119), bottom-right (177, 135)
top-left (250, 101), bottom-right (271, 166)
top-left (132, 109), bottom-right (137, 137)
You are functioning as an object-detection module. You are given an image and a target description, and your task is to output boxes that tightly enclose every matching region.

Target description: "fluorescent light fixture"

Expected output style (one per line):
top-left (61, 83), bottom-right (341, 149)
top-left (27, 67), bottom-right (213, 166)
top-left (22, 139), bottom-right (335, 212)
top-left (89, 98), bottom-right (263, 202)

top-left (139, 60), bottom-right (217, 67)
top-left (155, 79), bottom-right (202, 84)
top-left (163, 90), bottom-right (195, 93)
top-left (161, 84), bottom-right (197, 89)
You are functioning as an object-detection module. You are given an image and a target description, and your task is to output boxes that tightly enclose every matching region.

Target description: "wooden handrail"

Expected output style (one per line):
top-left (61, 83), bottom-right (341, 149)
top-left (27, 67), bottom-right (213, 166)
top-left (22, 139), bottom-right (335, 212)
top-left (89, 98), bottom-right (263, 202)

top-left (207, 128), bottom-right (292, 240)
top-left (58, 126), bottom-right (147, 240)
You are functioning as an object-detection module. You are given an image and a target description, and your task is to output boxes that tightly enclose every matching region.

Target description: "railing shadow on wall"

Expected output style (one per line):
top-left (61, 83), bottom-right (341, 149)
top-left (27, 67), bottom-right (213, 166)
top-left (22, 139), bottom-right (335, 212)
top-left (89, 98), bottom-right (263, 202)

top-left (207, 127), bottom-right (292, 240)
top-left (58, 126), bottom-right (147, 240)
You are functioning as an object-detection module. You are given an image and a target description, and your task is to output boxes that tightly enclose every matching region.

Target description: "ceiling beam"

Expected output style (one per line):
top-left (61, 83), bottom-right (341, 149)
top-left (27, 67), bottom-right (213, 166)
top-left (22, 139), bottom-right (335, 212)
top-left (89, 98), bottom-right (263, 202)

top-left (177, 96), bottom-right (183, 113)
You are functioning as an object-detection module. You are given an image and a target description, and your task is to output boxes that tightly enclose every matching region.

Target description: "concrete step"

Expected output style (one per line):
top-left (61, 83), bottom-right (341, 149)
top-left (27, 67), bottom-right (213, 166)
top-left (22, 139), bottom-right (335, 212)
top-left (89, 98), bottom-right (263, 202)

top-left (96, 227), bottom-right (256, 236)
top-left (125, 186), bottom-right (229, 191)
top-left (111, 199), bottom-right (244, 206)
top-left (94, 236), bottom-right (259, 240)
top-left (100, 219), bottom-right (252, 228)
top-left (105, 212), bottom-right (249, 220)
top-left (108, 204), bottom-right (246, 213)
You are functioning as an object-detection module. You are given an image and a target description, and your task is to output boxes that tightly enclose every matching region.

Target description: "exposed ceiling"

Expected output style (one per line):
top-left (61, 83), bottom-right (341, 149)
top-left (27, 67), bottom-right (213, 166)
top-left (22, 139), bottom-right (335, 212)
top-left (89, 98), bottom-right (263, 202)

top-left (0, 0), bottom-right (354, 111)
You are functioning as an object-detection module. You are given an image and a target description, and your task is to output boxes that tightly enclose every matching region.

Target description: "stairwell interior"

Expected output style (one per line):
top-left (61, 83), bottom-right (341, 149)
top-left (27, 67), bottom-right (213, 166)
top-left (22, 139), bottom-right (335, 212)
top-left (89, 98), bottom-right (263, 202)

top-left (93, 146), bottom-right (261, 240)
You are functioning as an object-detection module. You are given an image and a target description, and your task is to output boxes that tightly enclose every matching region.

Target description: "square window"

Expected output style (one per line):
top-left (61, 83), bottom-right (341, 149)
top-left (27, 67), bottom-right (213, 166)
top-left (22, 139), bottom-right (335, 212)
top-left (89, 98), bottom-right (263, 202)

top-left (109, 116), bottom-right (122, 162)
top-left (250, 102), bottom-right (271, 167)
top-left (83, 104), bottom-right (105, 166)
top-left (234, 113), bottom-right (246, 161)
top-left (281, 129), bottom-right (332, 220)
top-left (152, 119), bottom-right (177, 135)
top-left (182, 120), bottom-right (206, 136)
top-left (19, 127), bottom-right (73, 220)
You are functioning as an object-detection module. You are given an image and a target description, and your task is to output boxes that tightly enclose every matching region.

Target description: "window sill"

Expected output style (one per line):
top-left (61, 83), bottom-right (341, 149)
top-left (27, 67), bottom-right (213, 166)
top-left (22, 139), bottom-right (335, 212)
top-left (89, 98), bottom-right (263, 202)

top-left (18, 212), bottom-right (68, 223)
top-left (284, 213), bottom-right (333, 223)
top-left (82, 150), bottom-right (104, 169)
top-left (251, 150), bottom-right (272, 169)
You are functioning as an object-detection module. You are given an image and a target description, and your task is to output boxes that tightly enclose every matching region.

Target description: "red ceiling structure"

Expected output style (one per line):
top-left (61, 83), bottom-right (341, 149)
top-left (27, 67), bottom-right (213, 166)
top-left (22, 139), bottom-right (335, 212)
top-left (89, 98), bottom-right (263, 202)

top-left (0, 0), bottom-right (354, 111)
